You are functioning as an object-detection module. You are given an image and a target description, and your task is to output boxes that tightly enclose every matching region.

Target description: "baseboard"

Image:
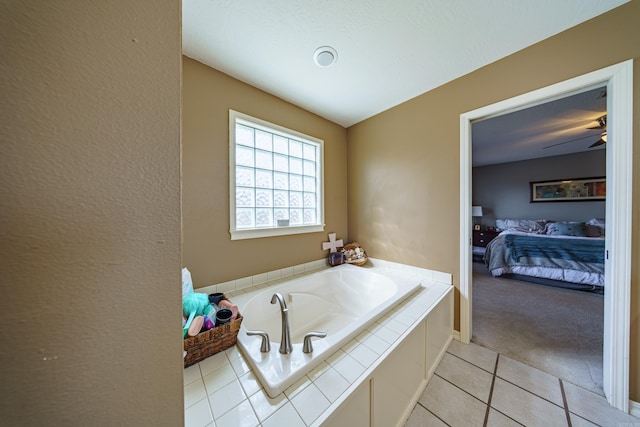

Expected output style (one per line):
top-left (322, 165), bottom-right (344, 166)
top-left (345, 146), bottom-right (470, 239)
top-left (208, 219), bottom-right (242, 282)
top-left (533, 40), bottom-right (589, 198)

top-left (630, 400), bottom-right (640, 418)
top-left (453, 330), bottom-right (461, 342)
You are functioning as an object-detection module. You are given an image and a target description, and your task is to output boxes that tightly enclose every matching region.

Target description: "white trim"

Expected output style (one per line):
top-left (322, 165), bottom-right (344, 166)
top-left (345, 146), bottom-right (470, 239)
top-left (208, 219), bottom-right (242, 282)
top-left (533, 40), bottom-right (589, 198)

top-left (630, 400), bottom-right (640, 418)
top-left (452, 329), bottom-right (461, 342)
top-left (459, 115), bottom-right (473, 344)
top-left (602, 60), bottom-right (633, 412)
top-left (459, 60), bottom-right (633, 411)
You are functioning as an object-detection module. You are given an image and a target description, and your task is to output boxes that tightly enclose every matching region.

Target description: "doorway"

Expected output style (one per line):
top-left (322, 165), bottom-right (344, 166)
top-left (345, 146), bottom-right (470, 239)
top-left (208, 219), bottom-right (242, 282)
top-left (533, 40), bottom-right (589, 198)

top-left (458, 60), bottom-right (633, 411)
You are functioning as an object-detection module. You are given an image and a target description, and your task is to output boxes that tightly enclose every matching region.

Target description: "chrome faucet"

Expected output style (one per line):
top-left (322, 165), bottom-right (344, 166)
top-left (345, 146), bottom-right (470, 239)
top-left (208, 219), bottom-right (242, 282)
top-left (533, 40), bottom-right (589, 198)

top-left (271, 293), bottom-right (293, 354)
top-left (303, 331), bottom-right (327, 353)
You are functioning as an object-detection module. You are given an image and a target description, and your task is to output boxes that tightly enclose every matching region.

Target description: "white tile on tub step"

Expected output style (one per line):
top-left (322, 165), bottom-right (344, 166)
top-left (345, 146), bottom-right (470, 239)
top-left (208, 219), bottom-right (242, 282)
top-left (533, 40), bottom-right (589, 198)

top-left (374, 324), bottom-right (401, 344)
top-left (306, 361), bottom-right (331, 381)
top-left (184, 397), bottom-right (214, 427)
top-left (185, 378), bottom-right (208, 409)
top-left (230, 355), bottom-right (251, 377)
top-left (325, 348), bottom-right (348, 366)
top-left (184, 363), bottom-right (202, 386)
top-left (214, 399), bottom-right (258, 427)
top-left (262, 402), bottom-right (306, 427)
top-left (393, 311), bottom-right (415, 326)
top-left (247, 387), bottom-right (287, 422)
top-left (383, 317), bottom-right (410, 335)
top-left (237, 371), bottom-right (262, 397)
top-left (202, 365), bottom-right (237, 396)
top-left (361, 334), bottom-right (389, 355)
top-left (283, 374), bottom-right (312, 400)
top-left (208, 379), bottom-right (247, 420)
top-left (290, 383), bottom-right (331, 425)
top-left (347, 342), bottom-right (378, 368)
top-left (333, 352), bottom-right (366, 383)
top-left (199, 351), bottom-right (231, 376)
top-left (224, 345), bottom-right (242, 361)
top-left (314, 367), bottom-right (351, 402)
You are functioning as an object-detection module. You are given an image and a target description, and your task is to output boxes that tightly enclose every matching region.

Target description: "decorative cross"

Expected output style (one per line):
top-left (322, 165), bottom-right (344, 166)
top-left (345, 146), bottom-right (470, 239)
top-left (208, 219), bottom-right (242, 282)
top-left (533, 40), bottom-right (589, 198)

top-left (321, 233), bottom-right (343, 253)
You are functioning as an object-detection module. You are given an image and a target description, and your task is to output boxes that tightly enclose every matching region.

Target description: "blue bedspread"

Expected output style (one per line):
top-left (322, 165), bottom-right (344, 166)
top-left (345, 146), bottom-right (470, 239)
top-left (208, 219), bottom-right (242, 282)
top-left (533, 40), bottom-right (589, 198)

top-left (484, 232), bottom-right (605, 287)
top-left (504, 234), bottom-right (604, 264)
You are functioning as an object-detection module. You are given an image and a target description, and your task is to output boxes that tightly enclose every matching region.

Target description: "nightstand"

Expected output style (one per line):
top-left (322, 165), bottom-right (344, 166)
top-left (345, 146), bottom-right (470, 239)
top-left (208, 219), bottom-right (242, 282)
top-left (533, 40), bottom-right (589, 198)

top-left (472, 229), bottom-right (500, 262)
top-left (473, 229), bottom-right (500, 247)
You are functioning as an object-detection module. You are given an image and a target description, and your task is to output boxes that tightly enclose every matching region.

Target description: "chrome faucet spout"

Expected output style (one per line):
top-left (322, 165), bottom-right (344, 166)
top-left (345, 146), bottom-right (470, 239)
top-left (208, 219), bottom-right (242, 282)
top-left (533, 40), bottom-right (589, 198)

top-left (271, 293), bottom-right (293, 354)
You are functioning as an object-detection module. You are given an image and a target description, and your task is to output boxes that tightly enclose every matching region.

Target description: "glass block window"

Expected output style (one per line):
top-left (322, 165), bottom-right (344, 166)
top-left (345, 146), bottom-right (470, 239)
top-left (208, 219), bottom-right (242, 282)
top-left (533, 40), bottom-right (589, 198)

top-left (229, 110), bottom-right (324, 240)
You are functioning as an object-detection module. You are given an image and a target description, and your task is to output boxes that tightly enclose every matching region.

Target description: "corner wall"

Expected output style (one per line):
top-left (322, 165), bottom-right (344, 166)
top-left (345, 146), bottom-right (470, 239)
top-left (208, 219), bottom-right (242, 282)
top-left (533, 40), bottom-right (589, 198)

top-left (0, 2), bottom-right (183, 424)
top-left (347, 1), bottom-right (640, 400)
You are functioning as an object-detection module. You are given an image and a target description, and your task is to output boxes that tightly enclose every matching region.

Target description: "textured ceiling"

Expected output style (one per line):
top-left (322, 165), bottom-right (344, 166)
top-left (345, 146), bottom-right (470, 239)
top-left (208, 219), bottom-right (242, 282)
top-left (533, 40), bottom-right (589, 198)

top-left (472, 87), bottom-right (607, 167)
top-left (183, 0), bottom-right (627, 128)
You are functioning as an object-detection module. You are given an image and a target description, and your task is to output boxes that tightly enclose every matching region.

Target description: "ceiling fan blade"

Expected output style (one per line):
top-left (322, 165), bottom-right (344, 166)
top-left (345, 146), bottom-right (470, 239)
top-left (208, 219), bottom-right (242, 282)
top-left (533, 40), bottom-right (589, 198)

top-left (587, 116), bottom-right (607, 130)
top-left (589, 138), bottom-right (606, 148)
top-left (543, 134), bottom-right (598, 149)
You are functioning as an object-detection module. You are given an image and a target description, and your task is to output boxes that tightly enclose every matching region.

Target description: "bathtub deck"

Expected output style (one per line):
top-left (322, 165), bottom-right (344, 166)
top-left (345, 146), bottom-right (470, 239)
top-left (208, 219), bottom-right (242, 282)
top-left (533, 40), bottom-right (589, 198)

top-left (184, 259), bottom-right (453, 427)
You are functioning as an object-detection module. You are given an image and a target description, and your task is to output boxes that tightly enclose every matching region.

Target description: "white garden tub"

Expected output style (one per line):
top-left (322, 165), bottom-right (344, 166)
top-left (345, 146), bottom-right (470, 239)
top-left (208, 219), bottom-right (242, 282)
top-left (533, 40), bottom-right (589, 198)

top-left (235, 264), bottom-right (422, 397)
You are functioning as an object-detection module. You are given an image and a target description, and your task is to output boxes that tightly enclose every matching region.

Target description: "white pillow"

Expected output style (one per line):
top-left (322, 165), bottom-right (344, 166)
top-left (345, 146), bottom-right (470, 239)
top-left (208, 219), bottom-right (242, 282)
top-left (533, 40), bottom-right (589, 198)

top-left (495, 219), bottom-right (548, 233)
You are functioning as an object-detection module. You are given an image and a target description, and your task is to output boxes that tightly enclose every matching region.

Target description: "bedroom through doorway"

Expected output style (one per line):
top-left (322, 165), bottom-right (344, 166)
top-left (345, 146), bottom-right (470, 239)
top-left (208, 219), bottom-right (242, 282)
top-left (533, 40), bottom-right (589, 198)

top-left (458, 60), bottom-right (633, 412)
top-left (470, 87), bottom-right (607, 395)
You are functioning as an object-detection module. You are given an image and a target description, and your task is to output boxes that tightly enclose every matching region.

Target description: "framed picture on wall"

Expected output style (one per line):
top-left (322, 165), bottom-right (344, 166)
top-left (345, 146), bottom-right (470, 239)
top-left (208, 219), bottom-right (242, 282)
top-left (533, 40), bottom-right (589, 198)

top-left (530, 176), bottom-right (606, 202)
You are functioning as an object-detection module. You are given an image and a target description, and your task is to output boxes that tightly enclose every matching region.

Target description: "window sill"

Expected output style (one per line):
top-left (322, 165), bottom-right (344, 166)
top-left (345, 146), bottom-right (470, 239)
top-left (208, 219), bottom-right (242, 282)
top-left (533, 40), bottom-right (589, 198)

top-left (230, 224), bottom-right (325, 240)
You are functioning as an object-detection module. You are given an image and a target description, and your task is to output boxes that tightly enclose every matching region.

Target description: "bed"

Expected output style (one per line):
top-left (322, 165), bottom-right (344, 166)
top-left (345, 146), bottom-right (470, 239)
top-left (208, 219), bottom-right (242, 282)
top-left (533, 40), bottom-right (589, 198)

top-left (483, 219), bottom-right (605, 292)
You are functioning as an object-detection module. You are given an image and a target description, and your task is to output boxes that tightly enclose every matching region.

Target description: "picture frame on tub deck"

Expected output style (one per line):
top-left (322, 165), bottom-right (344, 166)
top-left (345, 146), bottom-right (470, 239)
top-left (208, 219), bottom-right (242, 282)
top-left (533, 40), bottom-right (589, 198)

top-left (530, 176), bottom-right (606, 202)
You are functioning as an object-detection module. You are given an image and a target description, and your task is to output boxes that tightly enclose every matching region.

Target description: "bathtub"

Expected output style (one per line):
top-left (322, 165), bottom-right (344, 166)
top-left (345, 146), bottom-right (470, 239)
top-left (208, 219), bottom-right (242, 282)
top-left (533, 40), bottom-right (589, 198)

top-left (235, 263), bottom-right (422, 397)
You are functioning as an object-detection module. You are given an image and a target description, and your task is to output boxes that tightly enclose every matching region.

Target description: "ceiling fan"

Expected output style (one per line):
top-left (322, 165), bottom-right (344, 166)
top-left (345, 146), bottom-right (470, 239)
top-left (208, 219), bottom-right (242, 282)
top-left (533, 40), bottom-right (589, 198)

top-left (543, 114), bottom-right (607, 150)
top-left (587, 115), bottom-right (607, 147)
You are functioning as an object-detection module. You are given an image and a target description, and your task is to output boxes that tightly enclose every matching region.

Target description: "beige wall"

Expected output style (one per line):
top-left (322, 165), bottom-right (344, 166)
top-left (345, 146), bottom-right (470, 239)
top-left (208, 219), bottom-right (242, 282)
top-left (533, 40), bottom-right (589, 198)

top-left (182, 57), bottom-right (348, 287)
top-left (347, 1), bottom-right (640, 400)
top-left (0, 1), bottom-right (183, 425)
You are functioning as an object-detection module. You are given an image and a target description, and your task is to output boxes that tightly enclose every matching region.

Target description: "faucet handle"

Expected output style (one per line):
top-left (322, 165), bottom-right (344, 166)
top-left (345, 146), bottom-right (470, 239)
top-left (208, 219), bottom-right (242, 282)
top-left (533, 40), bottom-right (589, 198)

top-left (302, 331), bottom-right (327, 353)
top-left (246, 330), bottom-right (271, 352)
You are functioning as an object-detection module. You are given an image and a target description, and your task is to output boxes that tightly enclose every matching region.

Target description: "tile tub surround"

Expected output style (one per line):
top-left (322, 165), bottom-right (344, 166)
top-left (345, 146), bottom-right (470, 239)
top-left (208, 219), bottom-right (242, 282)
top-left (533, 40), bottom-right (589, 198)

top-left (185, 260), bottom-right (453, 426)
top-left (236, 264), bottom-right (424, 397)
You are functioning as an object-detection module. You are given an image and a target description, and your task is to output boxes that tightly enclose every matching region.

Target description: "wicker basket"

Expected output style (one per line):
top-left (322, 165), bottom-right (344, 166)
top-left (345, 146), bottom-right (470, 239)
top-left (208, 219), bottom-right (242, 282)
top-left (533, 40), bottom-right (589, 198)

top-left (183, 304), bottom-right (243, 368)
top-left (343, 242), bottom-right (368, 266)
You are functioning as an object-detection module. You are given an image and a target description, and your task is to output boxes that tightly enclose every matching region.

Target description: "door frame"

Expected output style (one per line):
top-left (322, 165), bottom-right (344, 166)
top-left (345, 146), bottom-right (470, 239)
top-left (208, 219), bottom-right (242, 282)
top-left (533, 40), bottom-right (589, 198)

top-left (458, 60), bottom-right (633, 411)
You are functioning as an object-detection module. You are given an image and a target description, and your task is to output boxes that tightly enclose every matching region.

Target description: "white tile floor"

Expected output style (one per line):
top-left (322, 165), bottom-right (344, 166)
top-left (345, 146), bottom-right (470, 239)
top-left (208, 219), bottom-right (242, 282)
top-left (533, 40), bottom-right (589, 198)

top-left (404, 340), bottom-right (640, 427)
top-left (186, 339), bottom-right (640, 427)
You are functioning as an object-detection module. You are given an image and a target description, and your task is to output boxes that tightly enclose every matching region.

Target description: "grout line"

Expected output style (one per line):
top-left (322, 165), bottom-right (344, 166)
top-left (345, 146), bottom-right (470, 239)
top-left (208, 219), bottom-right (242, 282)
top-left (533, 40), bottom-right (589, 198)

top-left (483, 353), bottom-right (499, 427)
top-left (433, 372), bottom-right (488, 407)
top-left (415, 401), bottom-right (451, 426)
top-left (445, 350), bottom-right (495, 375)
top-left (559, 379), bottom-right (572, 427)
top-left (495, 374), bottom-right (566, 409)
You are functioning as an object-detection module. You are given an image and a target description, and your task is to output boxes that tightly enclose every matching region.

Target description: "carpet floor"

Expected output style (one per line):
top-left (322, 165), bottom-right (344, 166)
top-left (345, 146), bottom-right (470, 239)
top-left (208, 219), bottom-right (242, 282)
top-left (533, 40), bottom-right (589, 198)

top-left (471, 261), bottom-right (604, 395)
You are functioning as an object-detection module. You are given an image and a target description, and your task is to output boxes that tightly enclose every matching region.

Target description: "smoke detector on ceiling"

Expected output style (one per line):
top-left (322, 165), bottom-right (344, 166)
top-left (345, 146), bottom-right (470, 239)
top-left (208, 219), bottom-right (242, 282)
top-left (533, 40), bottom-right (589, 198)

top-left (313, 46), bottom-right (337, 67)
